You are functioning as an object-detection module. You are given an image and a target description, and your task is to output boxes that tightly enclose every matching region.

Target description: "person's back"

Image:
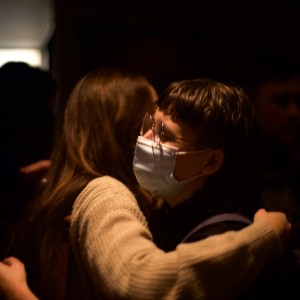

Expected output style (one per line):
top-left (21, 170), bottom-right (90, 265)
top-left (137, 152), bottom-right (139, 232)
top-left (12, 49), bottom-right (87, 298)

top-left (9, 67), bottom-right (160, 299)
top-left (181, 212), bottom-right (300, 299)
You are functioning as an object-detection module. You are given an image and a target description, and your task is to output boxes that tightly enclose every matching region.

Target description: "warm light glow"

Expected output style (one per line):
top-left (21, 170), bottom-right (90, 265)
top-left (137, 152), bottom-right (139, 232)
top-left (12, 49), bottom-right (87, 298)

top-left (0, 49), bottom-right (42, 68)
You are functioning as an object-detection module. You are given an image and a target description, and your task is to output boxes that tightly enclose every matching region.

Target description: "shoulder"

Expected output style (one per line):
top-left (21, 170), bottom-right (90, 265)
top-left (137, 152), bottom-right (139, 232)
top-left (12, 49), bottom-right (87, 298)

top-left (84, 175), bottom-right (131, 193)
top-left (70, 176), bottom-right (144, 228)
top-left (182, 213), bottom-right (252, 243)
top-left (72, 176), bottom-right (137, 211)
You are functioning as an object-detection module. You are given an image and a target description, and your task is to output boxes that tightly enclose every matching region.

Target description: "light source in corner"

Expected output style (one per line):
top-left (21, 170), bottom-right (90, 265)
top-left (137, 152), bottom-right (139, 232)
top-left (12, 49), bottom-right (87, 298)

top-left (0, 48), bottom-right (42, 68)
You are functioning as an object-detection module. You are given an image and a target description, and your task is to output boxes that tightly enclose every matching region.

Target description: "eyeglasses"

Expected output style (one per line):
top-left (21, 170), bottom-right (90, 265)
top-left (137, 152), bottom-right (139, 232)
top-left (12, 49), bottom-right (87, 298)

top-left (140, 113), bottom-right (210, 149)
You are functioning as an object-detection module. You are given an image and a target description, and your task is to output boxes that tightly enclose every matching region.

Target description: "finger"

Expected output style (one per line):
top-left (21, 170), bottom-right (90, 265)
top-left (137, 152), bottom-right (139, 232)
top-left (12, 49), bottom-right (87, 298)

top-left (3, 257), bottom-right (21, 266)
top-left (20, 160), bottom-right (51, 174)
top-left (255, 208), bottom-right (266, 216)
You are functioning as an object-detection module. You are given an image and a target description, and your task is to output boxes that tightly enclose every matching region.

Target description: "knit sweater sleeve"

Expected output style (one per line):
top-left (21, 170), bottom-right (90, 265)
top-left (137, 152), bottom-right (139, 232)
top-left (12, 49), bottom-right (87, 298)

top-left (70, 176), bottom-right (282, 300)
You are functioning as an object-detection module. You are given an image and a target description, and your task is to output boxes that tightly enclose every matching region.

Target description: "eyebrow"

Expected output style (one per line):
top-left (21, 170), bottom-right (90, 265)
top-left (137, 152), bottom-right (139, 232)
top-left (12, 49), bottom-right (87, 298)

top-left (153, 112), bottom-right (210, 148)
top-left (161, 122), bottom-right (178, 140)
top-left (162, 122), bottom-right (209, 148)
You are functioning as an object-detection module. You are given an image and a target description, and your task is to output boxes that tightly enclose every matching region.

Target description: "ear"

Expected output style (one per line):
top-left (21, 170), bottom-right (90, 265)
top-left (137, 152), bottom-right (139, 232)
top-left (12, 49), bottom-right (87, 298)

top-left (201, 149), bottom-right (224, 176)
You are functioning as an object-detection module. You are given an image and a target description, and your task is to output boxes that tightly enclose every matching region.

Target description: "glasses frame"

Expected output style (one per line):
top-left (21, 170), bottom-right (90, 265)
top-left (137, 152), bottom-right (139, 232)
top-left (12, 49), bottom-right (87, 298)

top-left (140, 113), bottom-right (210, 150)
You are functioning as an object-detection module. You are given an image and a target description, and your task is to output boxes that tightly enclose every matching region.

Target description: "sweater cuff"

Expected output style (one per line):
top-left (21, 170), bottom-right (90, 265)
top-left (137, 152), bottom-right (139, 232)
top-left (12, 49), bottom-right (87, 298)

top-left (242, 220), bottom-right (283, 261)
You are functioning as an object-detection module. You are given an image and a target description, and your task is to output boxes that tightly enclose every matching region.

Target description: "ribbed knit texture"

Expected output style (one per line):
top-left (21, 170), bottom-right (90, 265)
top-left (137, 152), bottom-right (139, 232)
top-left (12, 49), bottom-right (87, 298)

top-left (69, 176), bottom-right (282, 299)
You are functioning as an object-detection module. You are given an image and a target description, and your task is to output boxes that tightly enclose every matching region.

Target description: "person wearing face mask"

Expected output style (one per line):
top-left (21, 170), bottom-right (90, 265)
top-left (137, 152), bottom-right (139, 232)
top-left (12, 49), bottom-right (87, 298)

top-left (133, 78), bottom-right (300, 298)
top-left (133, 78), bottom-right (264, 249)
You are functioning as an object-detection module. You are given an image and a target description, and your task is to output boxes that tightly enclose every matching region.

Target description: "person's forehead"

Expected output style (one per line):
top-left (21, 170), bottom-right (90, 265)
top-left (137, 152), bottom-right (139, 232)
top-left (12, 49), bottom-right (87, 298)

top-left (259, 77), bottom-right (300, 96)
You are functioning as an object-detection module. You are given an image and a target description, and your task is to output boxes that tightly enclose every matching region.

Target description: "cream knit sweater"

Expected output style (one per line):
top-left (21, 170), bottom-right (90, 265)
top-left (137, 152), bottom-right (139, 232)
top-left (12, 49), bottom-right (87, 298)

top-left (69, 176), bottom-right (282, 300)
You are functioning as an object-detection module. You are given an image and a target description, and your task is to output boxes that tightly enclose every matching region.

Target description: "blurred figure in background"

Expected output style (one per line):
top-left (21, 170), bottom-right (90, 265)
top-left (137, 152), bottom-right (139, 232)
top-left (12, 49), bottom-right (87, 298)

top-left (236, 51), bottom-right (300, 248)
top-left (0, 62), bottom-right (57, 257)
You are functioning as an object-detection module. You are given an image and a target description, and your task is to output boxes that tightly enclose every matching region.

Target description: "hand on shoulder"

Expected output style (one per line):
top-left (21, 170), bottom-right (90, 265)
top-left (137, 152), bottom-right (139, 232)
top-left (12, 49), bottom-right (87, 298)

top-left (254, 208), bottom-right (291, 251)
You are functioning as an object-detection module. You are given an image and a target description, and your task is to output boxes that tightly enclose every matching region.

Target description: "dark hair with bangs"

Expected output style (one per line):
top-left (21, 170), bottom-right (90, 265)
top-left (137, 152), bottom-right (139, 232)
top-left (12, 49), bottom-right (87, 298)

top-left (158, 78), bottom-right (259, 150)
top-left (157, 78), bottom-right (263, 219)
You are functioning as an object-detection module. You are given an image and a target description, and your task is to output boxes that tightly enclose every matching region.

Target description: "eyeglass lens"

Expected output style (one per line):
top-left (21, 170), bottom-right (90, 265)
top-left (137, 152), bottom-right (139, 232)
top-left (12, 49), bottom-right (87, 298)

top-left (141, 113), bottom-right (163, 144)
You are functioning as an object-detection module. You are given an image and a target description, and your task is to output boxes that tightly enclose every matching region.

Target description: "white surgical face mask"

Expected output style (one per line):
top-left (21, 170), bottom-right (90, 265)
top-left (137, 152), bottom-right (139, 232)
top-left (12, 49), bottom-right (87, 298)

top-left (133, 136), bottom-right (204, 204)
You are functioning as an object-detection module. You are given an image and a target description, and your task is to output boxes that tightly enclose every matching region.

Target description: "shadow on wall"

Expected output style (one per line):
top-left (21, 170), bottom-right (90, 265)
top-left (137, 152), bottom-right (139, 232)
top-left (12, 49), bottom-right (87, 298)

top-left (79, 21), bottom-right (220, 93)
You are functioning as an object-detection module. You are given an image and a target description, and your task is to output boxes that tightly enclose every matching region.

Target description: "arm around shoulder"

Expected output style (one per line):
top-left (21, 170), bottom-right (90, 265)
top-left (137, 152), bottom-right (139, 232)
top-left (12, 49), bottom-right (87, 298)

top-left (70, 177), bottom-right (289, 300)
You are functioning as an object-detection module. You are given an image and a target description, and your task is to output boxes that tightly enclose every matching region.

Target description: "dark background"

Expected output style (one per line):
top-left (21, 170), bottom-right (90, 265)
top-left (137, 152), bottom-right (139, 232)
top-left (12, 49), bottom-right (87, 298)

top-left (49, 0), bottom-right (300, 118)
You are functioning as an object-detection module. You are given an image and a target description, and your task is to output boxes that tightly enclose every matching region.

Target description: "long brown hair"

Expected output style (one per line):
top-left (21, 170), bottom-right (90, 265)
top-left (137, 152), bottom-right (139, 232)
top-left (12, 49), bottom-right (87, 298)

top-left (12, 67), bottom-right (156, 297)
